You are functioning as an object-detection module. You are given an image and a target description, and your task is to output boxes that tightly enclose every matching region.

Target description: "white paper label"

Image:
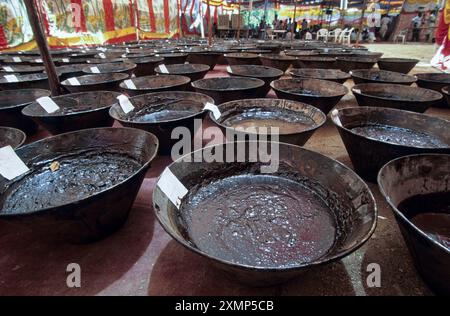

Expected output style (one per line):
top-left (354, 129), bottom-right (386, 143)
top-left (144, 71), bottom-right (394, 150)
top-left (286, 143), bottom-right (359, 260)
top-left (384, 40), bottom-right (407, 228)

top-left (90, 66), bottom-right (100, 73)
top-left (124, 79), bottom-right (137, 89)
top-left (204, 102), bottom-right (221, 120)
top-left (157, 167), bottom-right (188, 209)
top-left (36, 96), bottom-right (60, 114)
top-left (117, 94), bottom-right (135, 114)
top-left (331, 109), bottom-right (342, 126)
top-left (62, 58), bottom-right (70, 63)
top-left (353, 88), bottom-right (361, 94)
top-left (99, 53), bottom-right (106, 59)
top-left (4, 75), bottom-right (18, 82)
top-left (12, 57), bottom-right (22, 62)
top-left (3, 66), bottom-right (14, 72)
top-left (35, 58), bottom-right (43, 63)
top-left (126, 48), bottom-right (130, 53)
top-left (159, 64), bottom-right (169, 74)
top-left (0, 146), bottom-right (29, 180)
top-left (67, 77), bottom-right (80, 86)
top-left (226, 66), bottom-right (232, 73)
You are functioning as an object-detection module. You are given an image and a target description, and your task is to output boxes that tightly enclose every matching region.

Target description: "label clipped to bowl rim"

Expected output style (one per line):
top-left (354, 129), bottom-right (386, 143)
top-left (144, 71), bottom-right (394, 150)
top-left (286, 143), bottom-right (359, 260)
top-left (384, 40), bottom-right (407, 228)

top-left (67, 77), bottom-right (81, 86)
top-left (12, 57), bottom-right (22, 62)
top-left (203, 102), bottom-right (221, 120)
top-left (35, 58), bottom-right (43, 63)
top-left (331, 109), bottom-right (342, 126)
top-left (90, 66), bottom-right (101, 73)
top-left (0, 145), bottom-right (29, 180)
top-left (353, 88), bottom-right (361, 94)
top-left (124, 79), bottom-right (137, 89)
top-left (226, 66), bottom-right (232, 73)
top-left (36, 96), bottom-right (60, 114)
top-left (2, 66), bottom-right (14, 72)
top-left (98, 53), bottom-right (106, 59)
top-left (4, 75), bottom-right (19, 82)
top-left (159, 64), bottom-right (169, 74)
top-left (117, 94), bottom-right (135, 114)
top-left (62, 58), bottom-right (70, 63)
top-left (157, 167), bottom-right (188, 209)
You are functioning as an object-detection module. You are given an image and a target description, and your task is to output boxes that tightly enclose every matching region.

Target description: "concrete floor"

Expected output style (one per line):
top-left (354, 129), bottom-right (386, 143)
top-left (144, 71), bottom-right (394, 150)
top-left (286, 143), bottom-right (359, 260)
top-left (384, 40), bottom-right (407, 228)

top-left (0, 44), bottom-right (449, 296)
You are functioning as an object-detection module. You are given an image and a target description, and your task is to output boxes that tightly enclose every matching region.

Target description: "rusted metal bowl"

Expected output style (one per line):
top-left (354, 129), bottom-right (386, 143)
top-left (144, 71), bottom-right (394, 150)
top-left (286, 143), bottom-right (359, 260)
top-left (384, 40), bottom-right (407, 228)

top-left (330, 107), bottom-right (450, 181)
top-left (0, 126), bottom-right (26, 148)
top-left (352, 83), bottom-right (442, 113)
top-left (22, 91), bottom-right (119, 135)
top-left (0, 127), bottom-right (158, 243)
top-left (336, 56), bottom-right (378, 72)
top-left (1, 65), bottom-right (44, 74)
top-left (224, 52), bottom-right (261, 66)
top-left (256, 43), bottom-right (281, 53)
top-left (416, 73), bottom-right (450, 107)
top-left (158, 53), bottom-right (188, 65)
top-left (350, 69), bottom-right (417, 86)
top-left (186, 51), bottom-right (221, 69)
top-left (259, 54), bottom-right (296, 72)
top-left (109, 91), bottom-right (213, 155)
top-left (289, 68), bottom-right (351, 84)
top-left (271, 78), bottom-right (348, 114)
top-left (0, 73), bottom-right (49, 90)
top-left (0, 89), bottom-right (50, 135)
top-left (191, 77), bottom-right (265, 104)
top-left (441, 85), bottom-right (450, 108)
top-left (293, 56), bottom-right (337, 69)
top-left (119, 75), bottom-right (190, 97)
top-left (126, 56), bottom-right (164, 76)
top-left (154, 63), bottom-right (210, 82)
top-left (378, 154), bottom-right (450, 295)
top-left (227, 65), bottom-right (284, 96)
top-left (86, 58), bottom-right (125, 64)
top-left (285, 50), bottom-right (319, 57)
top-left (82, 62), bottom-right (136, 76)
top-left (153, 141), bottom-right (377, 285)
top-left (60, 73), bottom-right (129, 93)
top-left (377, 58), bottom-right (419, 74)
top-left (210, 98), bottom-right (326, 146)
top-left (211, 48), bottom-right (238, 65)
top-left (56, 64), bottom-right (88, 81)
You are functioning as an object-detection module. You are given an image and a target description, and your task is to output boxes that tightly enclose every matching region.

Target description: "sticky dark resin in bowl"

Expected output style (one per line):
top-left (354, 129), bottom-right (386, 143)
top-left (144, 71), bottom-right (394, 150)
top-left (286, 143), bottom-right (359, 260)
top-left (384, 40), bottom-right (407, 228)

top-left (398, 191), bottom-right (450, 250)
top-left (226, 65), bottom-right (284, 96)
top-left (350, 124), bottom-right (447, 148)
top-left (180, 174), bottom-right (336, 268)
top-left (1, 151), bottom-right (141, 215)
top-left (119, 74), bottom-right (191, 96)
top-left (289, 68), bottom-right (350, 84)
top-left (0, 126), bottom-right (26, 148)
top-left (125, 98), bottom-right (199, 123)
top-left (350, 69), bottom-right (417, 85)
top-left (220, 108), bottom-right (316, 133)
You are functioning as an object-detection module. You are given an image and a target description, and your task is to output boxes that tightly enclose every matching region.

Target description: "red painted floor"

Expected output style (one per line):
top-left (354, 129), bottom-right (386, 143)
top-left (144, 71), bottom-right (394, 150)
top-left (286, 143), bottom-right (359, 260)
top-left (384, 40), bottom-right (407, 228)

top-left (0, 65), bottom-right (448, 295)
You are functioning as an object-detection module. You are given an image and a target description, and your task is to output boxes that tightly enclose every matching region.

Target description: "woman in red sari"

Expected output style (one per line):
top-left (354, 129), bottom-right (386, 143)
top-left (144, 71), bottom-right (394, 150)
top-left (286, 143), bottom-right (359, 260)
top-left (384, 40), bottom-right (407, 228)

top-left (431, 1), bottom-right (450, 71)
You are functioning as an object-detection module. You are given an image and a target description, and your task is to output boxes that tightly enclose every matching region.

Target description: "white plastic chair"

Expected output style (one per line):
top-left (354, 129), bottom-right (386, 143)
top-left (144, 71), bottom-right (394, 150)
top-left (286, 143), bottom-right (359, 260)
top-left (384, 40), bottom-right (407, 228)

top-left (394, 29), bottom-right (408, 44)
top-left (340, 28), bottom-right (354, 45)
top-left (305, 32), bottom-right (312, 41)
top-left (266, 28), bottom-right (276, 40)
top-left (316, 28), bottom-right (328, 42)
top-left (328, 28), bottom-right (342, 42)
top-left (338, 28), bottom-right (348, 43)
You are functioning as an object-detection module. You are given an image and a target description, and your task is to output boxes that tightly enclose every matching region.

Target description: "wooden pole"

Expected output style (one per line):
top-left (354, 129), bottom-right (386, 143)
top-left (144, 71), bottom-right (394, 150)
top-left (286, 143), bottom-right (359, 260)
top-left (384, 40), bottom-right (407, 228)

top-left (237, 0), bottom-right (241, 39)
top-left (355, 0), bottom-right (368, 47)
top-left (24, 0), bottom-right (61, 96)
top-left (291, 0), bottom-right (297, 41)
top-left (207, 0), bottom-right (212, 46)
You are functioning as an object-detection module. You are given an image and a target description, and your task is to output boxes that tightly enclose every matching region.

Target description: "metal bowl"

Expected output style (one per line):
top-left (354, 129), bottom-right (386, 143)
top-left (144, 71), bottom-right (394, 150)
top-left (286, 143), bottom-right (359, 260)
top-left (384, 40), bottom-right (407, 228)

top-left (191, 77), bottom-right (265, 104)
top-left (224, 53), bottom-right (261, 66)
top-left (416, 73), bottom-right (450, 107)
top-left (271, 78), bottom-right (348, 114)
top-left (441, 85), bottom-right (450, 108)
top-left (289, 68), bottom-right (351, 84)
top-left (210, 98), bottom-right (326, 146)
top-left (336, 56), bottom-right (378, 72)
top-left (378, 154), bottom-right (450, 295)
top-left (158, 53), bottom-right (189, 65)
top-left (0, 73), bottom-right (49, 90)
top-left (60, 73), bottom-right (129, 93)
top-left (0, 126), bottom-right (26, 148)
top-left (22, 91), bottom-right (119, 134)
top-left (119, 74), bottom-right (190, 97)
top-left (227, 65), bottom-right (284, 96)
top-left (293, 56), bottom-right (337, 69)
top-left (350, 69), bottom-right (417, 86)
top-left (154, 63), bottom-right (210, 82)
top-left (56, 64), bottom-right (88, 81)
top-left (126, 56), bottom-right (164, 76)
top-left (186, 51), bottom-right (221, 69)
top-left (377, 58), bottom-right (419, 74)
top-left (0, 127), bottom-right (158, 243)
top-left (109, 91), bottom-right (213, 154)
top-left (331, 106), bottom-right (450, 181)
top-left (259, 54), bottom-right (296, 72)
top-left (352, 83), bottom-right (442, 113)
top-left (153, 141), bottom-right (377, 285)
top-left (82, 62), bottom-right (136, 76)
top-left (0, 89), bottom-right (50, 135)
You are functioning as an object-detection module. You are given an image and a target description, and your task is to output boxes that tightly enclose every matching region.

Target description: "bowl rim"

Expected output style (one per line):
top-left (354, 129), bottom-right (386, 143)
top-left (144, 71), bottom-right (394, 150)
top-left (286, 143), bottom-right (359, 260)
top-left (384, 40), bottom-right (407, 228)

top-left (226, 64), bottom-right (284, 78)
top-left (118, 74), bottom-right (191, 91)
top-left (60, 73), bottom-right (129, 86)
top-left (0, 127), bottom-right (159, 217)
top-left (191, 77), bottom-right (265, 92)
top-left (377, 153), bottom-right (450, 254)
top-left (81, 62), bottom-right (137, 74)
top-left (153, 63), bottom-right (210, 75)
top-left (289, 68), bottom-right (351, 80)
top-left (0, 89), bottom-right (51, 110)
top-left (153, 141), bottom-right (378, 272)
top-left (349, 69), bottom-right (417, 83)
top-left (270, 78), bottom-right (349, 98)
top-left (0, 126), bottom-right (26, 148)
